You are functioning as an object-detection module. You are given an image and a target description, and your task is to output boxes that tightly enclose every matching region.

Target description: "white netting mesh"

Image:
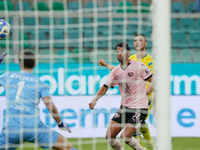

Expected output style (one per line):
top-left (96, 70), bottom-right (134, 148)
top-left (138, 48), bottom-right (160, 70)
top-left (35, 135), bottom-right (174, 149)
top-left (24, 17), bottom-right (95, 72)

top-left (0, 0), bottom-right (174, 149)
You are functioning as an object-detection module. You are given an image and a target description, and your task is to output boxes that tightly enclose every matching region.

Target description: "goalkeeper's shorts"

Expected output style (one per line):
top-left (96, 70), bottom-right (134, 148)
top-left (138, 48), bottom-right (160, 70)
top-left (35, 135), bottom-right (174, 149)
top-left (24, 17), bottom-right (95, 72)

top-left (0, 122), bottom-right (59, 150)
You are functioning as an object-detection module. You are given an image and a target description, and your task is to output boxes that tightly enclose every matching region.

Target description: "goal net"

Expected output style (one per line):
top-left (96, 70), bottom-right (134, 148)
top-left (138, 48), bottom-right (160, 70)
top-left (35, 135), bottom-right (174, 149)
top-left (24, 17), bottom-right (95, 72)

top-left (0, 0), bottom-right (171, 149)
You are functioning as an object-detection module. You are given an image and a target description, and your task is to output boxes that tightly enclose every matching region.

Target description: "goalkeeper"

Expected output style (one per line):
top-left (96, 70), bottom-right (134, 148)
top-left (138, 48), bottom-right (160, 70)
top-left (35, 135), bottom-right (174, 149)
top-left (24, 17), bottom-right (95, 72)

top-left (0, 51), bottom-right (76, 150)
top-left (98, 34), bottom-right (155, 150)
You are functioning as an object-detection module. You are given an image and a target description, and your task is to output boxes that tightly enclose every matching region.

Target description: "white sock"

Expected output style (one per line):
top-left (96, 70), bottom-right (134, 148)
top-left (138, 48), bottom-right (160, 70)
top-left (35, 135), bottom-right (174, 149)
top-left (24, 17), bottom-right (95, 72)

top-left (127, 137), bottom-right (143, 150)
top-left (107, 138), bottom-right (124, 150)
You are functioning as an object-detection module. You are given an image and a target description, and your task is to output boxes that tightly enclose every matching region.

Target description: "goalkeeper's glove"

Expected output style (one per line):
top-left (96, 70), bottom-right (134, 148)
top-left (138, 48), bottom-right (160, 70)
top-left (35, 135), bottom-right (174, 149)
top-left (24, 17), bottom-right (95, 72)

top-left (58, 122), bottom-right (71, 133)
top-left (0, 52), bottom-right (7, 64)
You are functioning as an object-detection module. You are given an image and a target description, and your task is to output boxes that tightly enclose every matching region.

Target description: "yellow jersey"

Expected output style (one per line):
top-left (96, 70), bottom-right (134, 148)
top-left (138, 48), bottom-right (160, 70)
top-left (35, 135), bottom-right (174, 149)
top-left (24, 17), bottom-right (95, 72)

top-left (129, 53), bottom-right (154, 98)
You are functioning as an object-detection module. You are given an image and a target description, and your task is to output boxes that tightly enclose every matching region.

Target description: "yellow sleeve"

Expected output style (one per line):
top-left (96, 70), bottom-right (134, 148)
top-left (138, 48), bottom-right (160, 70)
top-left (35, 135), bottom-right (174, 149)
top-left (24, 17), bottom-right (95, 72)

top-left (129, 55), bottom-right (136, 60)
top-left (129, 54), bottom-right (154, 74)
top-left (146, 56), bottom-right (154, 74)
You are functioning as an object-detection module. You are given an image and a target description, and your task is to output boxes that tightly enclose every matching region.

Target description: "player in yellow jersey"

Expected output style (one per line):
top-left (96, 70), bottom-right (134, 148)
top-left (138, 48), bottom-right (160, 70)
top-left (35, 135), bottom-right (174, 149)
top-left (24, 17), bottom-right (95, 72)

top-left (98, 34), bottom-right (155, 150)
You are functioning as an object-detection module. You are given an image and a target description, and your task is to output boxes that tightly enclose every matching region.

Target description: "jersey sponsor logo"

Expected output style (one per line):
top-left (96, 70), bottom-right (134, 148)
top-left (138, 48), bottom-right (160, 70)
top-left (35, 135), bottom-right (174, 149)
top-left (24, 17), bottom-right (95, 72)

top-left (115, 75), bottom-right (119, 79)
top-left (125, 84), bottom-right (130, 93)
top-left (121, 82), bottom-right (130, 94)
top-left (9, 104), bottom-right (30, 111)
top-left (127, 72), bottom-right (134, 77)
top-left (148, 62), bottom-right (153, 66)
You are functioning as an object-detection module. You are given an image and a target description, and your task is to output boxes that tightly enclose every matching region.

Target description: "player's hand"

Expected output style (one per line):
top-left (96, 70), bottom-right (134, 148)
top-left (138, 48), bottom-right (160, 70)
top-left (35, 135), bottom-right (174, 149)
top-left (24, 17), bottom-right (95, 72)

top-left (58, 122), bottom-right (71, 133)
top-left (89, 100), bottom-right (96, 109)
top-left (98, 59), bottom-right (107, 67)
top-left (0, 52), bottom-right (7, 64)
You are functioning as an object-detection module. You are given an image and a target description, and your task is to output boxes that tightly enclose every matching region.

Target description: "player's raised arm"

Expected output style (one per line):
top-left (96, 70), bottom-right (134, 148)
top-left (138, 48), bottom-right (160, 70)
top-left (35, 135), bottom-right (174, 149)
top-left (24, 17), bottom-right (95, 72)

top-left (42, 97), bottom-right (71, 133)
top-left (89, 85), bottom-right (108, 109)
top-left (98, 59), bottom-right (116, 71)
top-left (0, 52), bottom-right (7, 64)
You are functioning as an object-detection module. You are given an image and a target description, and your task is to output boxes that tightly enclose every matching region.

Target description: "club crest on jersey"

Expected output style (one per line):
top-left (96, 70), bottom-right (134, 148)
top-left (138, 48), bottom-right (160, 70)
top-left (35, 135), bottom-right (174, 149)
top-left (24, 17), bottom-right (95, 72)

top-left (128, 72), bottom-right (134, 77)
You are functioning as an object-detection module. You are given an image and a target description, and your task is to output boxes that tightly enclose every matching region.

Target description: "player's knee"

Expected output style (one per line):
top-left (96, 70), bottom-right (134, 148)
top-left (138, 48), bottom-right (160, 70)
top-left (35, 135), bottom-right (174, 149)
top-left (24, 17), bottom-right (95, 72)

top-left (105, 131), bottom-right (116, 139)
top-left (53, 134), bottom-right (74, 150)
top-left (120, 133), bottom-right (131, 144)
top-left (65, 142), bottom-right (74, 150)
top-left (105, 134), bottom-right (108, 140)
top-left (105, 134), bottom-right (117, 145)
top-left (105, 134), bottom-right (114, 141)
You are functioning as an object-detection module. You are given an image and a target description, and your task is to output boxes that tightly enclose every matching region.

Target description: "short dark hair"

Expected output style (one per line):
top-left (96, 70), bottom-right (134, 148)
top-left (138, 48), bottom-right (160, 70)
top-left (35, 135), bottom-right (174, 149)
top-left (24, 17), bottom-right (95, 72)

top-left (134, 33), bottom-right (147, 41)
top-left (18, 51), bottom-right (35, 69)
top-left (115, 42), bottom-right (131, 52)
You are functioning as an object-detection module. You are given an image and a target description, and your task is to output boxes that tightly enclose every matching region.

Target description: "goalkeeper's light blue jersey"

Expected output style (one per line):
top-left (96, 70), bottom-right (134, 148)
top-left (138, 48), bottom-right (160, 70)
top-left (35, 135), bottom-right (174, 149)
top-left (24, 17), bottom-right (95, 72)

top-left (0, 71), bottom-right (50, 128)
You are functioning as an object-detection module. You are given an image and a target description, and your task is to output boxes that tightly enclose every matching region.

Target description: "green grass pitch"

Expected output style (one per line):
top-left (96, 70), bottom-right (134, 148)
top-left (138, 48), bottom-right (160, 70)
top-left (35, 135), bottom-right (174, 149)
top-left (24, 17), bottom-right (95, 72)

top-left (16, 137), bottom-right (200, 150)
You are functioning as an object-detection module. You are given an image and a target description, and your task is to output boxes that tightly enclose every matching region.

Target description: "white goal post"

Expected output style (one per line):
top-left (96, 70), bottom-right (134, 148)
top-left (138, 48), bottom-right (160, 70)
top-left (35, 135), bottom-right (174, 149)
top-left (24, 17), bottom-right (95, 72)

top-left (152, 0), bottom-right (171, 149)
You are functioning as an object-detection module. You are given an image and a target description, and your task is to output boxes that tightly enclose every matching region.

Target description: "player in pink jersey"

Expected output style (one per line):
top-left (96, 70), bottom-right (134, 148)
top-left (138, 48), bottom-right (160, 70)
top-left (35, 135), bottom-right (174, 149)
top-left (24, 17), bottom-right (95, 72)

top-left (89, 42), bottom-right (153, 150)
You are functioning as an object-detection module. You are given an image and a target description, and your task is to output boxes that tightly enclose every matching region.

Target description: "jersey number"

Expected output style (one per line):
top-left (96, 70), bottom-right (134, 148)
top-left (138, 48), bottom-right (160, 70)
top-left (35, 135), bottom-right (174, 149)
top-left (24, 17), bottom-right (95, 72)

top-left (15, 81), bottom-right (25, 102)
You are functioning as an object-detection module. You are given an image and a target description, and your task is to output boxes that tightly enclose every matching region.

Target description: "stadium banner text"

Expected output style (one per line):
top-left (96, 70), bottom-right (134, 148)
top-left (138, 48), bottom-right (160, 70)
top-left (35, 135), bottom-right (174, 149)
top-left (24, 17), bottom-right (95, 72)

top-left (1, 63), bottom-right (200, 95)
top-left (0, 96), bottom-right (200, 137)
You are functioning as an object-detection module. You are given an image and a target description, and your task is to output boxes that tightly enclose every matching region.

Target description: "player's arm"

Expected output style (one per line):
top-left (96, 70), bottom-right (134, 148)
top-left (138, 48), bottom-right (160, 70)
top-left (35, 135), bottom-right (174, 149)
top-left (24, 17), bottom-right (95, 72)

top-left (146, 75), bottom-right (156, 116)
top-left (89, 69), bottom-right (116, 109)
top-left (146, 56), bottom-right (155, 74)
top-left (146, 76), bottom-right (153, 95)
top-left (43, 97), bottom-right (61, 123)
top-left (98, 59), bottom-right (116, 71)
top-left (0, 52), bottom-right (7, 64)
top-left (42, 97), bottom-right (71, 133)
top-left (89, 85), bottom-right (108, 109)
top-left (142, 63), bottom-right (153, 95)
top-left (0, 72), bottom-right (9, 87)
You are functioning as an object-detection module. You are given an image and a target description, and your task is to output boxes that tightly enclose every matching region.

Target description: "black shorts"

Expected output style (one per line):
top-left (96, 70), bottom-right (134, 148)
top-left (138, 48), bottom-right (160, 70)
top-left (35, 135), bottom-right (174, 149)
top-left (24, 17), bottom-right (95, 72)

top-left (111, 105), bottom-right (148, 127)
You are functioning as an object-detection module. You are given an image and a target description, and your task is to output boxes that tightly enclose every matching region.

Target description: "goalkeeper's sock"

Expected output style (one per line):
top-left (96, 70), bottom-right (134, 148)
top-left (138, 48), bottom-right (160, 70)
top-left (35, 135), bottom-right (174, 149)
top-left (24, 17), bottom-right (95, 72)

top-left (140, 122), bottom-right (153, 147)
top-left (132, 132), bottom-right (143, 146)
top-left (126, 137), bottom-right (143, 150)
top-left (106, 138), bottom-right (124, 150)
